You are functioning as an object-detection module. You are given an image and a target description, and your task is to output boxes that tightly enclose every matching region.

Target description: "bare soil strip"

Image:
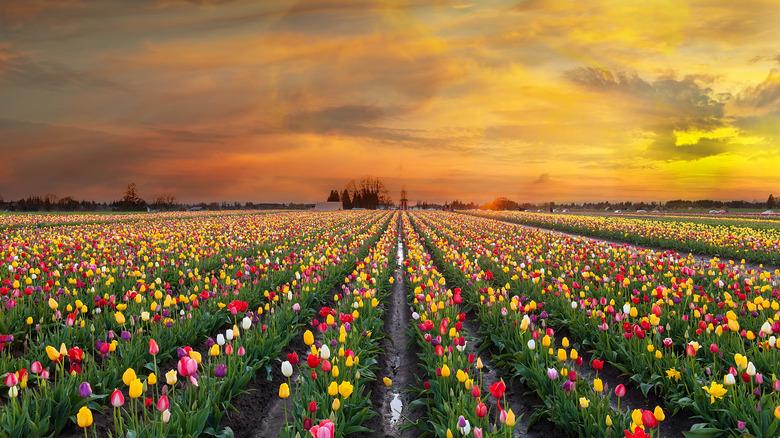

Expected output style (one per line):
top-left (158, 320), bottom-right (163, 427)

top-left (369, 221), bottom-right (418, 438)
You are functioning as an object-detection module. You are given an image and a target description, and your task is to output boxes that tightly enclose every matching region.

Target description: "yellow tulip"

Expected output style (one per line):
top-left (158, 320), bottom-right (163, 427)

top-left (122, 368), bottom-right (137, 386)
top-left (303, 330), bottom-right (314, 346)
top-left (148, 373), bottom-right (157, 385)
top-left (328, 381), bottom-right (338, 396)
top-left (506, 408), bottom-right (516, 427)
top-left (338, 380), bottom-right (354, 398)
top-left (383, 377), bottom-right (392, 388)
top-left (332, 398), bottom-right (341, 411)
top-left (166, 370), bottom-right (177, 385)
top-left (129, 378), bottom-right (143, 398)
top-left (76, 406), bottom-right (93, 428)
top-left (279, 383), bottom-right (290, 399)
top-left (593, 377), bottom-right (603, 393)
top-left (115, 312), bottom-right (126, 325)
top-left (653, 406), bottom-right (665, 422)
top-left (45, 345), bottom-right (60, 362)
top-left (441, 364), bottom-right (451, 378)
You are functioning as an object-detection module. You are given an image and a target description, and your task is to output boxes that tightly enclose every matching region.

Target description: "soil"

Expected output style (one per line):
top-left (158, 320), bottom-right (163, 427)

top-left (363, 221), bottom-right (420, 438)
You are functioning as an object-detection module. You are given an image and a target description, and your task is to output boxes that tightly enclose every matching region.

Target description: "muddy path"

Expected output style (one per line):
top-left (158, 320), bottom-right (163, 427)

top-left (366, 220), bottom-right (419, 438)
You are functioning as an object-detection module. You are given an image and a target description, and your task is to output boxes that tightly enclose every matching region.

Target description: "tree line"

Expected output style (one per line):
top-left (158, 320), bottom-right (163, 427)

top-left (443, 195), bottom-right (779, 211)
top-left (324, 176), bottom-right (393, 209)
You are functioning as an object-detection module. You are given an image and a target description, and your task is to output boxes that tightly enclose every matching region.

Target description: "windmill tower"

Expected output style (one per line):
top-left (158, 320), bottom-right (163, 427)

top-left (400, 188), bottom-right (408, 211)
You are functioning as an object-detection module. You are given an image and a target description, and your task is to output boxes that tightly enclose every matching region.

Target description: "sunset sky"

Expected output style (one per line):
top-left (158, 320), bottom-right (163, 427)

top-left (1, 0), bottom-right (779, 204)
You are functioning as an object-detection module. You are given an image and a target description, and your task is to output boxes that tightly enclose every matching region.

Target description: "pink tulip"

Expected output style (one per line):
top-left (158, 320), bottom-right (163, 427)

top-left (30, 361), bottom-right (43, 374)
top-left (156, 395), bottom-right (170, 412)
top-left (310, 419), bottom-right (335, 438)
top-left (149, 339), bottom-right (160, 356)
top-left (4, 372), bottom-right (18, 387)
top-left (110, 389), bottom-right (125, 407)
top-left (615, 384), bottom-right (626, 398)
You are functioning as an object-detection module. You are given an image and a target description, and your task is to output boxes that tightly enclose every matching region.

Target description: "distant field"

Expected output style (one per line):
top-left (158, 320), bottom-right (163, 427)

top-left (468, 210), bottom-right (780, 265)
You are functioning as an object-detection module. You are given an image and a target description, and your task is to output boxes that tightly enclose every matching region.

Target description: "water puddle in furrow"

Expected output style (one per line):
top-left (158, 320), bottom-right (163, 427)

top-left (375, 230), bottom-right (417, 438)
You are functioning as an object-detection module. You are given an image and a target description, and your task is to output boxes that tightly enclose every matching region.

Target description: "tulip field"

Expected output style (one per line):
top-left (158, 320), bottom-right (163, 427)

top-left (470, 211), bottom-right (780, 266)
top-left (2, 211), bottom-right (779, 437)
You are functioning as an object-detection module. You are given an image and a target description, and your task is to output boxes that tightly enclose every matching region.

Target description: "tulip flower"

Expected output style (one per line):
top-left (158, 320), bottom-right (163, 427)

top-left (383, 377), bottom-right (392, 387)
top-left (76, 406), bottom-right (93, 429)
top-left (110, 389), bottom-right (125, 407)
top-left (653, 406), bottom-right (665, 422)
top-left (166, 370), bottom-right (177, 385)
top-left (129, 378), bottom-right (143, 398)
top-left (149, 339), bottom-right (159, 356)
top-left (505, 408), bottom-right (516, 427)
top-left (593, 377), bottom-right (604, 393)
top-left (303, 330), bottom-right (315, 346)
top-left (702, 381), bottom-right (727, 404)
top-left (281, 361), bottom-right (293, 378)
top-left (475, 401), bottom-right (487, 417)
top-left (78, 381), bottom-right (92, 398)
top-left (122, 368), bottom-right (137, 386)
top-left (641, 410), bottom-right (658, 428)
top-left (489, 380), bottom-right (506, 399)
top-left (279, 382), bottom-right (290, 399)
top-left (338, 380), bottom-right (354, 398)
top-left (157, 394), bottom-right (170, 412)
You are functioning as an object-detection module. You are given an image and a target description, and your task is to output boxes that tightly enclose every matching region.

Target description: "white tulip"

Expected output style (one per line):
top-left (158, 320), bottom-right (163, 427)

top-left (723, 374), bottom-right (736, 386)
top-left (241, 317), bottom-right (252, 330)
top-left (281, 361), bottom-right (293, 378)
top-left (320, 344), bottom-right (331, 360)
top-left (746, 362), bottom-right (756, 376)
top-left (761, 321), bottom-right (773, 335)
top-left (226, 329), bottom-right (234, 341)
top-left (216, 334), bottom-right (225, 346)
top-left (527, 339), bottom-right (536, 350)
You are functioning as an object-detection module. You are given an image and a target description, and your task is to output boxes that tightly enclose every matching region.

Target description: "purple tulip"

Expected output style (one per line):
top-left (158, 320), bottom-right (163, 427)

top-left (547, 368), bottom-right (559, 380)
top-left (562, 380), bottom-right (575, 393)
top-left (79, 382), bottom-right (92, 398)
top-left (737, 421), bottom-right (746, 431)
top-left (214, 363), bottom-right (227, 378)
top-left (458, 415), bottom-right (467, 428)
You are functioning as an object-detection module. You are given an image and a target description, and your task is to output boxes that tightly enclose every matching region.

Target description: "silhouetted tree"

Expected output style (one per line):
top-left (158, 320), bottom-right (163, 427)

top-left (768, 194), bottom-right (776, 210)
top-left (118, 183), bottom-right (146, 211)
top-left (341, 189), bottom-right (352, 209)
top-left (327, 190), bottom-right (340, 202)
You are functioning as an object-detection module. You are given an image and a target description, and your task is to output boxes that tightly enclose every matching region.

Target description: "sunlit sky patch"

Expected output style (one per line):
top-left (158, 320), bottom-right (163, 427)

top-left (1, 0), bottom-right (778, 203)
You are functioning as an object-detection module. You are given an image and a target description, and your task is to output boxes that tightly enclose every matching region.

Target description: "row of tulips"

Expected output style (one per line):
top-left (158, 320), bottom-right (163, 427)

top-left (401, 213), bottom-right (517, 437)
top-left (280, 212), bottom-right (399, 437)
top-left (0, 212), bottom-right (386, 436)
top-left (0, 210), bottom-right (270, 229)
top-left (418, 211), bottom-right (780, 437)
top-left (468, 211), bottom-right (780, 265)
top-left (98, 212), bottom-right (392, 437)
top-left (412, 212), bottom-right (657, 437)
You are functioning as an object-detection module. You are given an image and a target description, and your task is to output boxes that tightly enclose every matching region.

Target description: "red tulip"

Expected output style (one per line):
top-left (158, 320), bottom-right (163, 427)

top-left (475, 402), bottom-right (487, 418)
top-left (641, 410), bottom-right (658, 428)
top-left (287, 352), bottom-right (299, 365)
top-left (591, 359), bottom-right (604, 371)
top-left (307, 354), bottom-right (320, 369)
top-left (489, 380), bottom-right (506, 399)
top-left (615, 384), bottom-right (626, 398)
top-left (308, 400), bottom-right (317, 413)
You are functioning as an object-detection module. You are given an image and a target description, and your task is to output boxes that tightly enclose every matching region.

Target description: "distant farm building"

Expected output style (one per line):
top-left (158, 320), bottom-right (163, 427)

top-left (313, 202), bottom-right (343, 211)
